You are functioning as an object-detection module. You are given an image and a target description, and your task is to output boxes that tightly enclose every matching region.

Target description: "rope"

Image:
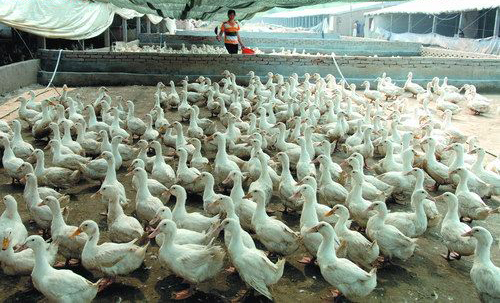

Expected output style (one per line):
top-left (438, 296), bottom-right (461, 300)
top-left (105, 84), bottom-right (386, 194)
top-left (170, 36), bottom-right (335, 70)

top-left (331, 53), bottom-right (347, 85)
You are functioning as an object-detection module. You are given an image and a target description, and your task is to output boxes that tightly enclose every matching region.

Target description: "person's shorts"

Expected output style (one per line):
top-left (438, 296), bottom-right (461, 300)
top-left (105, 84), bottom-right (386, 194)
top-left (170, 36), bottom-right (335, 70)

top-left (225, 43), bottom-right (239, 54)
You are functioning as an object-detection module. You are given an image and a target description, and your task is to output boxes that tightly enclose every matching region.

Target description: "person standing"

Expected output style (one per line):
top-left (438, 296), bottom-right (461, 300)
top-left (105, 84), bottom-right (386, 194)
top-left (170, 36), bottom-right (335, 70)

top-left (216, 10), bottom-right (245, 54)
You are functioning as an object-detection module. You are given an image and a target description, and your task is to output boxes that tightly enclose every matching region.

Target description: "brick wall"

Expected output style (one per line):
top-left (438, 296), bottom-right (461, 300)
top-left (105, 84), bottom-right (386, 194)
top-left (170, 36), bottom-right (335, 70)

top-left (38, 50), bottom-right (500, 91)
top-left (139, 33), bottom-right (422, 57)
top-left (422, 47), bottom-right (499, 59)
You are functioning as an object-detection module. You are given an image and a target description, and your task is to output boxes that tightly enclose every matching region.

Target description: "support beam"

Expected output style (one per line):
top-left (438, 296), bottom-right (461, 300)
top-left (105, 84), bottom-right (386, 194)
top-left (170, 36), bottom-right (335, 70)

top-left (408, 14), bottom-right (412, 33)
top-left (37, 36), bottom-right (47, 49)
top-left (390, 15), bottom-right (393, 32)
top-left (457, 12), bottom-right (464, 37)
top-left (432, 15), bottom-right (437, 33)
top-left (122, 18), bottom-right (128, 42)
top-left (146, 18), bottom-right (151, 34)
top-left (104, 28), bottom-right (110, 49)
top-left (136, 17), bottom-right (141, 37)
top-left (494, 8), bottom-right (500, 37)
top-left (482, 11), bottom-right (487, 38)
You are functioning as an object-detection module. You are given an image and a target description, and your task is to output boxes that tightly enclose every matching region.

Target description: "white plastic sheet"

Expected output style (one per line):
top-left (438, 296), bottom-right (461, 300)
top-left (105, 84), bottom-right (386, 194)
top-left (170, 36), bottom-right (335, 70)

top-left (0, 0), bottom-right (116, 40)
top-left (372, 27), bottom-right (500, 55)
top-left (0, 0), bottom-right (166, 40)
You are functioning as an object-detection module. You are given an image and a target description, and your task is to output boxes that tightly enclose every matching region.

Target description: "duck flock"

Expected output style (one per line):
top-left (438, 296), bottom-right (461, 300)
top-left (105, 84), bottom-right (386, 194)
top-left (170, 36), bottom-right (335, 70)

top-left (0, 69), bottom-right (499, 302)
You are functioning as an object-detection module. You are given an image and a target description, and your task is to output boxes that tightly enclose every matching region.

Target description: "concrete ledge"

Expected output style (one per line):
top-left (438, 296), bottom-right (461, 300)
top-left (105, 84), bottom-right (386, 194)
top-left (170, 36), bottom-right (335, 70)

top-left (37, 50), bottom-right (500, 92)
top-left (0, 59), bottom-right (40, 95)
top-left (140, 33), bottom-right (422, 56)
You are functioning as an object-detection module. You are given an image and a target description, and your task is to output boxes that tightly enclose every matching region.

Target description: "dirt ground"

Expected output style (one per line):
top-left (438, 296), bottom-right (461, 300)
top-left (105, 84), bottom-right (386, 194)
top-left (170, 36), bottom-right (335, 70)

top-left (0, 85), bottom-right (499, 303)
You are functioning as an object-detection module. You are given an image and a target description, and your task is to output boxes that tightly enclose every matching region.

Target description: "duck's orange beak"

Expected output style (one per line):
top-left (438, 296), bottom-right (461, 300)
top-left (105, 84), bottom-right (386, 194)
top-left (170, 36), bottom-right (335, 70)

top-left (69, 227), bottom-right (83, 238)
top-left (2, 237), bottom-right (10, 250)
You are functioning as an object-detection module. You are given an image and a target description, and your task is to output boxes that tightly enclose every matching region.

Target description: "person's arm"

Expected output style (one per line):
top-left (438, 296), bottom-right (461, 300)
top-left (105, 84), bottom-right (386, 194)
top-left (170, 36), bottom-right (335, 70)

top-left (217, 23), bottom-right (224, 42)
top-left (237, 33), bottom-right (245, 49)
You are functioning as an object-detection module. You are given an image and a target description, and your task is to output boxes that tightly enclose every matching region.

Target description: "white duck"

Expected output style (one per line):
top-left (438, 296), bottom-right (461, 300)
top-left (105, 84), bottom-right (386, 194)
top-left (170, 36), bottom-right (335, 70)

top-left (125, 100), bottom-right (146, 138)
top-left (23, 235), bottom-right (107, 302)
top-left (166, 185), bottom-right (219, 233)
top-left (246, 189), bottom-right (300, 255)
top-left (175, 147), bottom-right (203, 193)
top-left (73, 220), bottom-right (148, 277)
top-left (451, 167), bottom-right (497, 221)
top-left (306, 222), bottom-right (377, 300)
top-left (149, 207), bottom-right (221, 246)
top-left (366, 201), bottom-right (417, 261)
top-left (150, 140), bottom-right (176, 187)
top-left (129, 167), bottom-right (163, 222)
top-left (147, 218), bottom-right (225, 299)
top-left (462, 227), bottom-right (500, 302)
top-left (224, 170), bottom-right (257, 231)
top-left (129, 159), bottom-right (167, 196)
top-left (0, 195), bottom-right (28, 249)
top-left (0, 229), bottom-right (57, 275)
top-left (10, 120), bottom-right (34, 160)
top-left (0, 135), bottom-right (25, 182)
top-left (221, 218), bottom-right (285, 301)
top-left (436, 192), bottom-right (476, 260)
top-left (99, 185), bottom-right (143, 243)
top-left (384, 189), bottom-right (430, 238)
top-left (210, 196), bottom-right (256, 249)
top-left (327, 204), bottom-right (379, 269)
top-left (40, 196), bottom-right (87, 264)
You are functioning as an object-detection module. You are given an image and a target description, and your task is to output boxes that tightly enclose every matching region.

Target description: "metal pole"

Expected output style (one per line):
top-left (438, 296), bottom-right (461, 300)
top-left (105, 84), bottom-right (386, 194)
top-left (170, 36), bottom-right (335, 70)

top-left (390, 14), bottom-right (393, 32)
top-left (494, 8), bottom-right (500, 37)
top-left (136, 17), bottom-right (141, 37)
top-left (122, 18), bottom-right (128, 42)
top-left (432, 15), bottom-right (437, 33)
top-left (104, 28), bottom-right (110, 48)
top-left (457, 12), bottom-right (464, 36)
top-left (146, 18), bottom-right (151, 34)
top-left (350, 1), bottom-right (353, 36)
top-left (482, 11), bottom-right (488, 38)
top-left (408, 14), bottom-right (412, 33)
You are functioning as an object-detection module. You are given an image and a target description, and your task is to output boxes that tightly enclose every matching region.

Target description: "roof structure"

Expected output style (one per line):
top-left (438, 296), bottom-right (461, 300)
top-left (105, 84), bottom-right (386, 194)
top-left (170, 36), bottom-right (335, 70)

top-left (365, 0), bottom-right (500, 16)
top-left (263, 2), bottom-right (399, 18)
top-left (97, 0), bottom-right (384, 21)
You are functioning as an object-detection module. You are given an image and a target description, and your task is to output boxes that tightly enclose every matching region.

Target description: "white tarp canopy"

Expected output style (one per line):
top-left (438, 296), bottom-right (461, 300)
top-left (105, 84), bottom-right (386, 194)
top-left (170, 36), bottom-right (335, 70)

top-left (0, 0), bottom-right (165, 40)
top-left (366, 0), bottom-right (500, 16)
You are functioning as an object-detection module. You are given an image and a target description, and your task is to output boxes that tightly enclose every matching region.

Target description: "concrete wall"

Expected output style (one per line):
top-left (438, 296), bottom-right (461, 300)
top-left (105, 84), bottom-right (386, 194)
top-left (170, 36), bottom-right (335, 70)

top-left (139, 33), bottom-right (422, 56)
top-left (37, 50), bottom-right (500, 92)
top-left (0, 59), bottom-right (39, 95)
top-left (173, 30), bottom-right (341, 40)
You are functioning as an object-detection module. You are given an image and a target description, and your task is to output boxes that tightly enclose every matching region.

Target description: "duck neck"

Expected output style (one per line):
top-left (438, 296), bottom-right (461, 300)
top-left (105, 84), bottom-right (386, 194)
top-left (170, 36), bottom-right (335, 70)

top-left (318, 229), bottom-right (337, 260)
top-left (334, 213), bottom-right (350, 235)
top-left (215, 137), bottom-right (229, 163)
top-left (105, 158), bottom-right (117, 182)
top-left (34, 154), bottom-right (46, 176)
top-left (471, 150), bottom-right (485, 172)
top-left (203, 176), bottom-right (216, 200)
top-left (474, 237), bottom-right (493, 267)
top-left (136, 171), bottom-right (152, 199)
top-left (228, 224), bottom-right (245, 254)
top-left (451, 148), bottom-right (465, 169)
top-left (253, 200), bottom-right (268, 224)
top-left (402, 150), bottom-right (414, 172)
top-left (230, 176), bottom-right (245, 201)
top-left (444, 200), bottom-right (460, 223)
top-left (32, 245), bottom-right (51, 277)
top-left (319, 161), bottom-right (333, 185)
top-left (172, 192), bottom-right (187, 216)
top-left (86, 229), bottom-right (100, 250)
top-left (301, 197), bottom-right (318, 227)
top-left (456, 173), bottom-right (469, 192)
top-left (107, 197), bottom-right (124, 223)
top-left (280, 157), bottom-right (293, 182)
top-left (414, 171), bottom-right (424, 191)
